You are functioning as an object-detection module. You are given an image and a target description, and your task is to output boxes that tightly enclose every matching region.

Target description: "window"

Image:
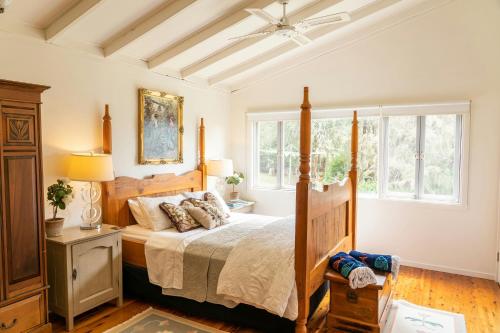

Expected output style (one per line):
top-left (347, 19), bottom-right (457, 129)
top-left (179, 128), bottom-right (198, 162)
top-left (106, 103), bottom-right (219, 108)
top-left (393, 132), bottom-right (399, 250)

top-left (382, 114), bottom-right (462, 201)
top-left (249, 102), bottom-right (469, 204)
top-left (253, 116), bottom-right (379, 194)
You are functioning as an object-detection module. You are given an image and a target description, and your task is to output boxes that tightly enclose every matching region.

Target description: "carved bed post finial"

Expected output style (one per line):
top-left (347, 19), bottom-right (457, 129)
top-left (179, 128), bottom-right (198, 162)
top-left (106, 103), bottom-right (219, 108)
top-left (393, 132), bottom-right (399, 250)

top-left (349, 111), bottom-right (358, 249)
top-left (198, 118), bottom-right (207, 190)
top-left (299, 87), bottom-right (311, 183)
top-left (103, 104), bottom-right (112, 154)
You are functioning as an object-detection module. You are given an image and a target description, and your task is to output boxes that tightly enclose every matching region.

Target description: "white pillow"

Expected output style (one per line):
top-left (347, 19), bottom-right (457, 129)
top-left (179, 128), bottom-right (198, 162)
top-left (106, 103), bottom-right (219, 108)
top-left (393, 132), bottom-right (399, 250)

top-left (182, 190), bottom-right (231, 216)
top-left (137, 194), bottom-right (185, 231)
top-left (127, 198), bottom-right (150, 229)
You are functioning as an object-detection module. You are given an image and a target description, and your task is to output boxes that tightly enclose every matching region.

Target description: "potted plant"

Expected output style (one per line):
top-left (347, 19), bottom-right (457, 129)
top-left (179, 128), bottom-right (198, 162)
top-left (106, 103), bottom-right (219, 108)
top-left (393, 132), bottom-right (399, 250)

top-left (45, 178), bottom-right (74, 237)
top-left (226, 172), bottom-right (244, 201)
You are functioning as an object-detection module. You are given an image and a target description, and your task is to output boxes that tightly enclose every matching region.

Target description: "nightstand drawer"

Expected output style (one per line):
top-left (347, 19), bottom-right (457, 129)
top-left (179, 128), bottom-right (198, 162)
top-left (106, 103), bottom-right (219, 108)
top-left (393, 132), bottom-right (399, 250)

top-left (0, 294), bottom-right (42, 332)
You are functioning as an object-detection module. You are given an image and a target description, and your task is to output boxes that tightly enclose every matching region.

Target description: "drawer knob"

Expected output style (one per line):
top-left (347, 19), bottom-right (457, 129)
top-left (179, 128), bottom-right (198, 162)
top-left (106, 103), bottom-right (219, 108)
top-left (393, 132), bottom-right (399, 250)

top-left (1, 318), bottom-right (17, 330)
top-left (72, 268), bottom-right (78, 280)
top-left (346, 290), bottom-right (358, 304)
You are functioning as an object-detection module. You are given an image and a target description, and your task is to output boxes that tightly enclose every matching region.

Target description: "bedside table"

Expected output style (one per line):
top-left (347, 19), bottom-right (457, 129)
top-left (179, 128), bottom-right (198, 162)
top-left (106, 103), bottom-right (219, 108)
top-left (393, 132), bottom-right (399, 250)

top-left (227, 200), bottom-right (255, 213)
top-left (46, 224), bottom-right (122, 331)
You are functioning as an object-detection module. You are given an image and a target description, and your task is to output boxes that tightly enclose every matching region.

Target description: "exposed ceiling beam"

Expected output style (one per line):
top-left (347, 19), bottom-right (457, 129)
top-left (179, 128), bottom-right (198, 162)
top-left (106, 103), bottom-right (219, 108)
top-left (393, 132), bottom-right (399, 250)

top-left (208, 0), bottom-right (399, 85)
top-left (45, 0), bottom-right (105, 42)
top-left (103, 0), bottom-right (197, 57)
top-left (148, 0), bottom-right (276, 70)
top-left (181, 0), bottom-right (343, 78)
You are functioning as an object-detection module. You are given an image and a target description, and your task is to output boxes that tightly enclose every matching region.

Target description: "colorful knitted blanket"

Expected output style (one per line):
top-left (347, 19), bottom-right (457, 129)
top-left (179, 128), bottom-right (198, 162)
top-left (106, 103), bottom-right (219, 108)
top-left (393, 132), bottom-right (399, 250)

top-left (349, 250), bottom-right (400, 279)
top-left (329, 252), bottom-right (377, 289)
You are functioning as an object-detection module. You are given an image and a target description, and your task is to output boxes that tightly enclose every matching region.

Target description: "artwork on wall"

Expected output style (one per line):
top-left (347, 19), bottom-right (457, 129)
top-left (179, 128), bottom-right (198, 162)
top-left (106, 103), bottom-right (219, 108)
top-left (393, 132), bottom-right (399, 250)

top-left (139, 88), bottom-right (184, 164)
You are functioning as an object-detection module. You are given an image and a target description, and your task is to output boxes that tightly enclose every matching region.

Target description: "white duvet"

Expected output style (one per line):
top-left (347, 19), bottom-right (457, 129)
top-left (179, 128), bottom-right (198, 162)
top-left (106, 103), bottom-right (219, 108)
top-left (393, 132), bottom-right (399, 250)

top-left (217, 216), bottom-right (297, 320)
top-left (122, 213), bottom-right (297, 320)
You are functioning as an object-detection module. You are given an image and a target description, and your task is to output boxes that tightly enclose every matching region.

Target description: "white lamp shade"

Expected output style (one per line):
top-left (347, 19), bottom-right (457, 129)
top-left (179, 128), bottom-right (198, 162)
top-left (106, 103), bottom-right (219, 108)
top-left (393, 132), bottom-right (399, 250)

top-left (207, 159), bottom-right (233, 177)
top-left (68, 153), bottom-right (114, 182)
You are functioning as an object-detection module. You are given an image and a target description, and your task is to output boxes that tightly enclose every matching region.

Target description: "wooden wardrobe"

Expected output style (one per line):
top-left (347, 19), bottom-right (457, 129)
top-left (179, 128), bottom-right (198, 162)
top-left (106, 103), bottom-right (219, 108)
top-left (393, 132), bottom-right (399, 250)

top-left (0, 80), bottom-right (51, 332)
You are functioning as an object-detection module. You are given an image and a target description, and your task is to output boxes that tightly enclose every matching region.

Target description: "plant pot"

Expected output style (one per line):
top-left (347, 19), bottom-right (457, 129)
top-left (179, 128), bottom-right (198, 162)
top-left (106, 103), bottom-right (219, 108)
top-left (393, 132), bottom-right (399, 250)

top-left (45, 218), bottom-right (64, 237)
top-left (229, 191), bottom-right (240, 201)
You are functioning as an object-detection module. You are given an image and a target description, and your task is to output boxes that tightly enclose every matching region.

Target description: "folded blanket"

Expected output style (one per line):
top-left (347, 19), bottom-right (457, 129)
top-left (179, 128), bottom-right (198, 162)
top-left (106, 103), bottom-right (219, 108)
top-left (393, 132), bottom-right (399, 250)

top-left (349, 250), bottom-right (400, 279)
top-left (329, 252), bottom-right (377, 289)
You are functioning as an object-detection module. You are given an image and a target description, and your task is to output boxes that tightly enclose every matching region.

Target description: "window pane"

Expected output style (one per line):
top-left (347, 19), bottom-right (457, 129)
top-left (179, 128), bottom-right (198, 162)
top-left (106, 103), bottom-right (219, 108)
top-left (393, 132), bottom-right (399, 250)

top-left (256, 121), bottom-right (278, 188)
top-left (283, 120), bottom-right (299, 187)
top-left (358, 117), bottom-right (379, 193)
top-left (423, 115), bottom-right (458, 198)
top-left (386, 116), bottom-right (417, 194)
top-left (311, 118), bottom-right (351, 185)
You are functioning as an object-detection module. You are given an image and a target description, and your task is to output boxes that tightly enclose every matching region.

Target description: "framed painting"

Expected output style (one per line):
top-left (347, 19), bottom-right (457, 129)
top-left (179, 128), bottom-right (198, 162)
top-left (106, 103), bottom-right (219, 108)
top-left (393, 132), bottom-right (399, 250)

top-left (139, 88), bottom-right (184, 164)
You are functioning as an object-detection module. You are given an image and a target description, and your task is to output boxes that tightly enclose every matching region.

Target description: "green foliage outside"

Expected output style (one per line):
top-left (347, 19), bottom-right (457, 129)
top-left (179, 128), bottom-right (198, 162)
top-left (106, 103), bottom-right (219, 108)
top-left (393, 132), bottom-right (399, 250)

top-left (256, 115), bottom-right (457, 198)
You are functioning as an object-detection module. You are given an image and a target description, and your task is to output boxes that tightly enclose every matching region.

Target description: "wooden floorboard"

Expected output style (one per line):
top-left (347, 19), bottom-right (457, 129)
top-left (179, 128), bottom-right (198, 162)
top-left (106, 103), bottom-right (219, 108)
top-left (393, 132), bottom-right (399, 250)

top-left (51, 266), bottom-right (500, 332)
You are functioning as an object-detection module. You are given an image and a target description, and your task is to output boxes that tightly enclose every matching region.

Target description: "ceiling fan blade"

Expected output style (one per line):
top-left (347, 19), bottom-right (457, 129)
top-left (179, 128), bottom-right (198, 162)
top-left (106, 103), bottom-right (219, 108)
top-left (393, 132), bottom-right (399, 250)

top-left (297, 12), bottom-right (350, 29)
top-left (245, 8), bottom-right (280, 25)
top-left (228, 30), bottom-right (273, 41)
top-left (291, 33), bottom-right (311, 46)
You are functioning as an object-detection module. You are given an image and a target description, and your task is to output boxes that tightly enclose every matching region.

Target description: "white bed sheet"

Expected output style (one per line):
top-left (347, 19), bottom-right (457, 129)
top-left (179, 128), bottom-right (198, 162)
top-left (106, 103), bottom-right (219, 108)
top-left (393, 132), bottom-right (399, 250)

top-left (121, 212), bottom-right (282, 290)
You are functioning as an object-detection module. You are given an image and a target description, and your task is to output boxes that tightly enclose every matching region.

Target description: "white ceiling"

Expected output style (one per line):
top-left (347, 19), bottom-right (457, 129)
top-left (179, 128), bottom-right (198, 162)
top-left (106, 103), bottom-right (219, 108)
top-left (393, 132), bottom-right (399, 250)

top-left (0, 0), bottom-right (403, 89)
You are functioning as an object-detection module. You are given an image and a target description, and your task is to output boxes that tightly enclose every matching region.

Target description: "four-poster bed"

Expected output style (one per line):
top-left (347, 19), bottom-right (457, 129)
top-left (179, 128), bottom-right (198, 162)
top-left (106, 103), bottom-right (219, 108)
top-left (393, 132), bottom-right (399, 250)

top-left (101, 87), bottom-right (358, 333)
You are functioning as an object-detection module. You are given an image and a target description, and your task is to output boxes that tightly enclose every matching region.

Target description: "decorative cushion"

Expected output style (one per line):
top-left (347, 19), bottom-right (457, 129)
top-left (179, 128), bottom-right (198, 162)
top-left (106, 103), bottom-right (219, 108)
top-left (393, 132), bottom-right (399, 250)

top-left (182, 198), bottom-right (227, 228)
top-left (184, 207), bottom-right (218, 229)
top-left (159, 202), bottom-right (200, 233)
top-left (137, 194), bottom-right (185, 231)
top-left (204, 192), bottom-right (230, 218)
top-left (182, 190), bottom-right (231, 216)
top-left (127, 198), bottom-right (150, 229)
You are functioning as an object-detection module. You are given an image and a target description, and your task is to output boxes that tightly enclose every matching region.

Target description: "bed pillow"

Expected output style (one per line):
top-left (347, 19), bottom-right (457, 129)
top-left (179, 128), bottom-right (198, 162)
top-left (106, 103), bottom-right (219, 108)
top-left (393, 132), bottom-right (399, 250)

top-left (159, 202), bottom-right (200, 233)
top-left (127, 198), bottom-right (150, 229)
top-left (182, 198), bottom-right (227, 228)
top-left (137, 194), bottom-right (185, 231)
top-left (182, 190), bottom-right (231, 216)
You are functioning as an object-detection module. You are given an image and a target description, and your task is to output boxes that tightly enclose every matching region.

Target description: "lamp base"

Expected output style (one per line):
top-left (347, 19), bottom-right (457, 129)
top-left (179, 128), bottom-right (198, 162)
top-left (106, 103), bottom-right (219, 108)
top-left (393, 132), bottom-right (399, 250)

top-left (80, 223), bottom-right (101, 230)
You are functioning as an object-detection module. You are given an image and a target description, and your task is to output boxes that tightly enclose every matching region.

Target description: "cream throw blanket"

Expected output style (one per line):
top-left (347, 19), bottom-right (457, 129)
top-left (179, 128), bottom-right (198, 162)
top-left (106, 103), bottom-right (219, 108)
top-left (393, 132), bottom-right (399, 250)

top-left (217, 216), bottom-right (298, 320)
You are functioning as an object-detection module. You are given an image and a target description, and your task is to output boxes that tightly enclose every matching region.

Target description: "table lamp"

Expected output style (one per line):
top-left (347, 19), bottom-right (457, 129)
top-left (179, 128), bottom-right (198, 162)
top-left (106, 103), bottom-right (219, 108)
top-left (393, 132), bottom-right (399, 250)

top-left (207, 159), bottom-right (233, 195)
top-left (68, 153), bottom-right (114, 230)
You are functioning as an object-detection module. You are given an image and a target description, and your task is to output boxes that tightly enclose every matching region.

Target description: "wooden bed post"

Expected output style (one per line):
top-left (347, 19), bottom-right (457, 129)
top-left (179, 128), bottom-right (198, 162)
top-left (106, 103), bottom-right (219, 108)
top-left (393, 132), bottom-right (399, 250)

top-left (198, 118), bottom-right (207, 190)
top-left (349, 111), bottom-right (358, 249)
top-left (295, 87), bottom-right (312, 333)
top-left (103, 104), bottom-right (112, 154)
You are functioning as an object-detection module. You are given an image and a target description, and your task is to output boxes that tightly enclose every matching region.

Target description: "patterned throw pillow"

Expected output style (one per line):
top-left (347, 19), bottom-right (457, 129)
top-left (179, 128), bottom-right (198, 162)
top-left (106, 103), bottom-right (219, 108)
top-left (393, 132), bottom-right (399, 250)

top-left (159, 202), bottom-right (200, 233)
top-left (181, 198), bottom-right (228, 227)
top-left (204, 192), bottom-right (230, 218)
top-left (184, 206), bottom-right (218, 229)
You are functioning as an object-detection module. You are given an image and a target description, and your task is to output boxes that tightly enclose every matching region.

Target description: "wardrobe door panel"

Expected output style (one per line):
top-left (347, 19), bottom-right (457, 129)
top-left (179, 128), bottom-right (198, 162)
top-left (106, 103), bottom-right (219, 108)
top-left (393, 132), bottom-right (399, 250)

top-left (2, 152), bottom-right (43, 298)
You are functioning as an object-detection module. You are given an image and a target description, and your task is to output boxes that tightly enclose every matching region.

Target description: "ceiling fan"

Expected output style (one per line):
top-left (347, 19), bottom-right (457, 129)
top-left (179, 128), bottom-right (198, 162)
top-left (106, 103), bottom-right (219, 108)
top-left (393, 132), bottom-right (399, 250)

top-left (229, 0), bottom-right (351, 46)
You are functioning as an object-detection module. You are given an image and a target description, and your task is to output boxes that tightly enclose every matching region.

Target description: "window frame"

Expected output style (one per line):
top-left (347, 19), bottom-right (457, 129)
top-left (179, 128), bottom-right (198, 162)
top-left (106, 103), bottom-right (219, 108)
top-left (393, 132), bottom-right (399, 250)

top-left (246, 102), bottom-right (470, 206)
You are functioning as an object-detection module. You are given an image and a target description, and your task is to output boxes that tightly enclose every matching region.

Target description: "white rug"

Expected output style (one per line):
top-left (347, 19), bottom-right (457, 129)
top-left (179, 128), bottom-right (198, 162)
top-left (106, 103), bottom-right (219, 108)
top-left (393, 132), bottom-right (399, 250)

top-left (384, 300), bottom-right (467, 333)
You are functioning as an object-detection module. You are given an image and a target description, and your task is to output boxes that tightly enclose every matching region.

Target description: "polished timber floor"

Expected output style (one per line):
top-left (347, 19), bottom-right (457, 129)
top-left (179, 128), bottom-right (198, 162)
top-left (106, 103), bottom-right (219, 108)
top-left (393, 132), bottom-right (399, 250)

top-left (51, 266), bottom-right (500, 333)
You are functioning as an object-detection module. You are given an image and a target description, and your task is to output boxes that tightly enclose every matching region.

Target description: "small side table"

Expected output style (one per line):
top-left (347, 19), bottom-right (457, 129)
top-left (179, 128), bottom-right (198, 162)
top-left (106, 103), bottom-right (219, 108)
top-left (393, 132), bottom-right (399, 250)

top-left (227, 200), bottom-right (255, 213)
top-left (46, 224), bottom-right (122, 331)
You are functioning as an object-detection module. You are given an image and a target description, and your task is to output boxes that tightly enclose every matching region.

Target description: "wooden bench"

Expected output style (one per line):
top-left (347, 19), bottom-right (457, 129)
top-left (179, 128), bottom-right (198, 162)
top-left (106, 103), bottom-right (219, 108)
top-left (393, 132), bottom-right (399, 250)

top-left (325, 269), bottom-right (393, 332)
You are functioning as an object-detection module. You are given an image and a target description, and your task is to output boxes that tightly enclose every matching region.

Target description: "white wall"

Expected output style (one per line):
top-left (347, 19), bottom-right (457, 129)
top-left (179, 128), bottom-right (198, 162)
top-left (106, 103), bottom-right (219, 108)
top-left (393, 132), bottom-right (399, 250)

top-left (230, 0), bottom-right (500, 279)
top-left (0, 33), bottom-right (231, 228)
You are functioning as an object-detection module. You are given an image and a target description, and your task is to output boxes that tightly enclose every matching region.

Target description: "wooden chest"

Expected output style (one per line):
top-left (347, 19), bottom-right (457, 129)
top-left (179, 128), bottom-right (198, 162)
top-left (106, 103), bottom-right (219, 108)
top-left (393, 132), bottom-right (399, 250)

top-left (325, 269), bottom-right (393, 333)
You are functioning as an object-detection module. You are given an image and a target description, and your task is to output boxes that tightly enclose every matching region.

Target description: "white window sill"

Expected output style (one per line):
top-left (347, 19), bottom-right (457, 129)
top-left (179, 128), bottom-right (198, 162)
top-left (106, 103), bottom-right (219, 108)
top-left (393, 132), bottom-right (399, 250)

top-left (248, 187), bottom-right (467, 210)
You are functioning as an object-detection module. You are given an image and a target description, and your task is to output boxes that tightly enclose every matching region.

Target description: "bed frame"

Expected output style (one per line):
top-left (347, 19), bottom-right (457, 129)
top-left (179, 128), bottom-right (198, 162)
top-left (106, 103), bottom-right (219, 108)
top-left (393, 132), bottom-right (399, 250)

top-left (101, 87), bottom-right (358, 333)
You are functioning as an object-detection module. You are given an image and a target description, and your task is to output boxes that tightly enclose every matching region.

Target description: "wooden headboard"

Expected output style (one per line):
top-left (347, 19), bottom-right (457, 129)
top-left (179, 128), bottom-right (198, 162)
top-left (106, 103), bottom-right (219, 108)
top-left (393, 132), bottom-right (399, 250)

top-left (101, 116), bottom-right (207, 228)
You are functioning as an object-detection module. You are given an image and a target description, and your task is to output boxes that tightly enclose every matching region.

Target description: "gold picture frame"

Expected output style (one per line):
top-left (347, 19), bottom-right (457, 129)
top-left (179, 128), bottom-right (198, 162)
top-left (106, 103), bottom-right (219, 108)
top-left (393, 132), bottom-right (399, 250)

top-left (138, 88), bottom-right (184, 164)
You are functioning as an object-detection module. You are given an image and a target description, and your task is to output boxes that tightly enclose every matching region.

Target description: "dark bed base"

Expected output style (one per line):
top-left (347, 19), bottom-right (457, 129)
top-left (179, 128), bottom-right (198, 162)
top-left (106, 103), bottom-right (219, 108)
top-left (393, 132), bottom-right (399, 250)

top-left (123, 263), bottom-right (328, 333)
